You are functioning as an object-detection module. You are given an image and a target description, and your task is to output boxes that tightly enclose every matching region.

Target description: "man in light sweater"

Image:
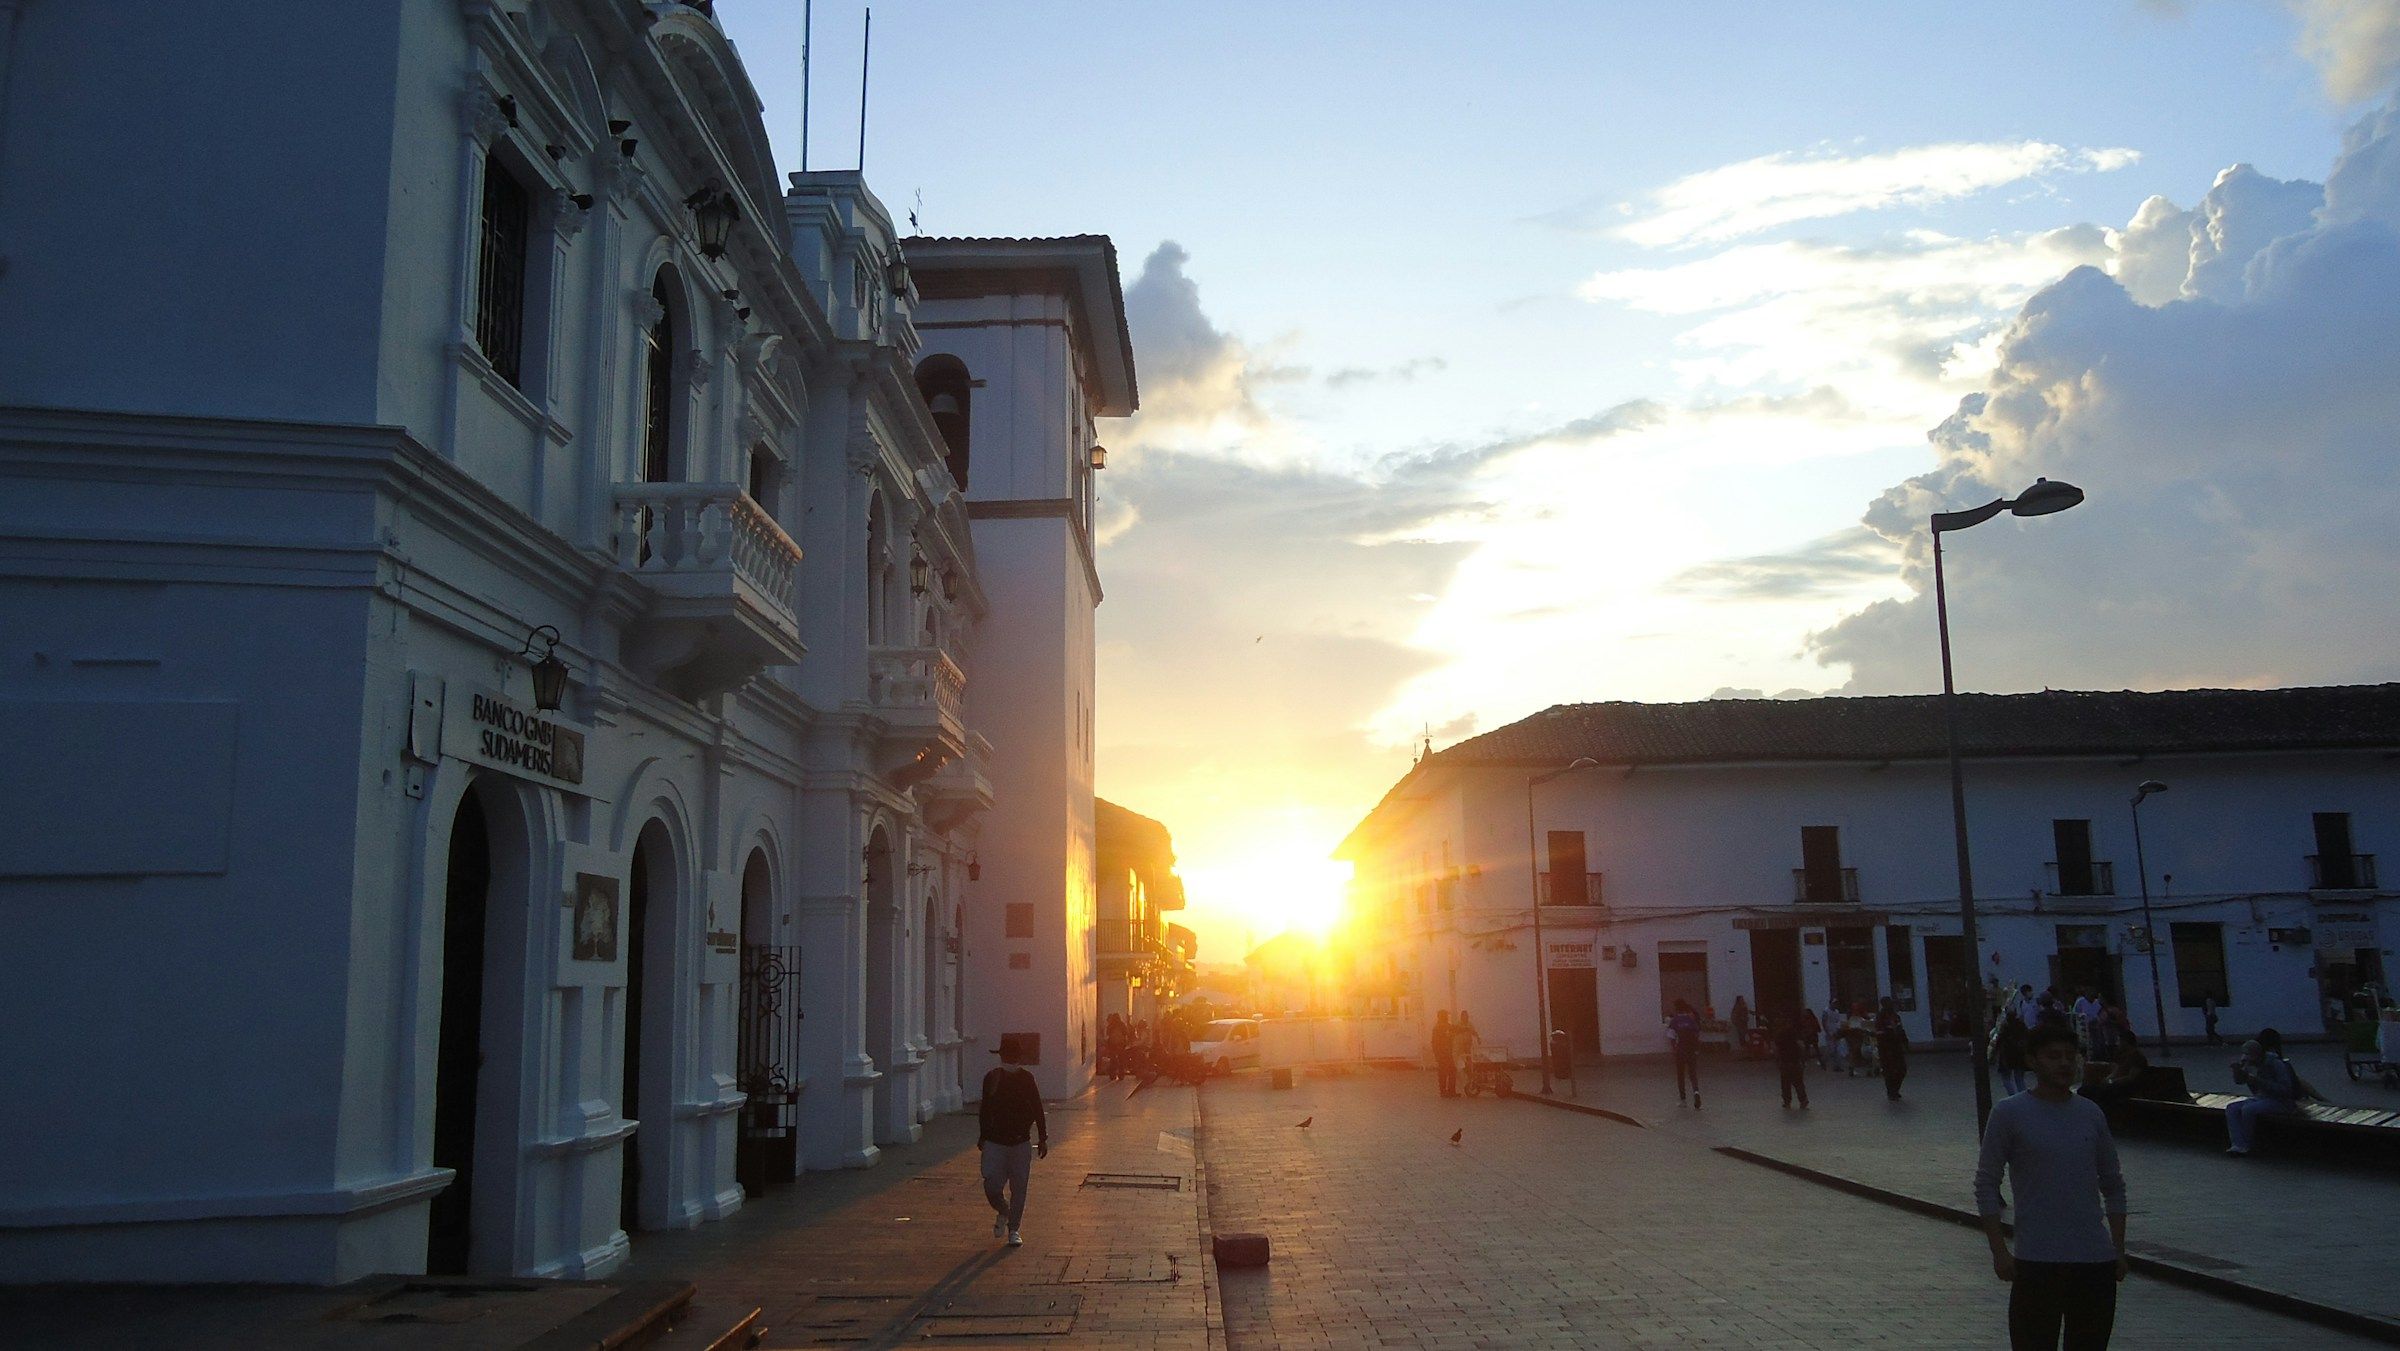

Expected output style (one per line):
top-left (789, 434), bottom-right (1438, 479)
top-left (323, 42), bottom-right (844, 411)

top-left (1974, 1022), bottom-right (2129, 1350)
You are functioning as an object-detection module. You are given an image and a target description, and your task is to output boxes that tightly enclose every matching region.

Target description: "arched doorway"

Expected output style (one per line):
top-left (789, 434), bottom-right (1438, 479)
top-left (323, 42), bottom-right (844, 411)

top-left (863, 827), bottom-right (898, 1135)
top-left (735, 847), bottom-right (796, 1195)
top-left (622, 820), bottom-right (676, 1233)
top-left (428, 784), bottom-right (491, 1274)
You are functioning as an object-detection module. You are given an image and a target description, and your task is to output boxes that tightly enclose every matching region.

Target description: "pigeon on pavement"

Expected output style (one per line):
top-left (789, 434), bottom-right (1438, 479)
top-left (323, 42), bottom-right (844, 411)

top-left (1449, 1129), bottom-right (1463, 1145)
top-left (1296, 1116), bottom-right (1312, 1129)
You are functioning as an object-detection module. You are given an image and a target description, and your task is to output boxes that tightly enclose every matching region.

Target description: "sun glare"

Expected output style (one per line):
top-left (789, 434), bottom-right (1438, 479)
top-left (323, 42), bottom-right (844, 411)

top-left (1181, 840), bottom-right (1352, 952)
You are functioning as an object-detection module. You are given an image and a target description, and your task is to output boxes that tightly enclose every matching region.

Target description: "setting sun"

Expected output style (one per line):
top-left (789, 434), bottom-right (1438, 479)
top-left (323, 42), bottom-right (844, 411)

top-left (1179, 833), bottom-right (1353, 953)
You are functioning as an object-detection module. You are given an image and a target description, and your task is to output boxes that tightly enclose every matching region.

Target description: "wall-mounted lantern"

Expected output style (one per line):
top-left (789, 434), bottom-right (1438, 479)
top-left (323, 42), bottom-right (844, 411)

top-left (1088, 444), bottom-right (1108, 471)
top-left (519, 624), bottom-right (569, 712)
top-left (885, 251), bottom-right (912, 298)
top-left (967, 852), bottom-right (982, 882)
top-left (909, 546), bottom-right (931, 597)
top-left (684, 186), bottom-right (740, 259)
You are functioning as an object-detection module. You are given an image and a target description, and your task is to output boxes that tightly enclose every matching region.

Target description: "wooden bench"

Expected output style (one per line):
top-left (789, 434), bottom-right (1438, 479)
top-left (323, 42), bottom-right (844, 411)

top-left (2098, 1070), bottom-right (2400, 1166)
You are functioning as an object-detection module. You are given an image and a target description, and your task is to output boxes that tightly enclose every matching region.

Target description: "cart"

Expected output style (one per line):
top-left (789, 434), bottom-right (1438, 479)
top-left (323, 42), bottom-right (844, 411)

top-left (1461, 1044), bottom-right (1514, 1098)
top-left (2340, 1019), bottom-right (2400, 1087)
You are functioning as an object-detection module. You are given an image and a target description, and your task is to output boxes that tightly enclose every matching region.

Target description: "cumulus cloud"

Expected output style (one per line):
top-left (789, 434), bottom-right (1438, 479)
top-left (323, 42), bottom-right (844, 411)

top-left (1581, 226), bottom-right (2115, 413)
top-left (1118, 241), bottom-right (1270, 437)
top-left (2292, 0), bottom-right (2400, 103)
top-left (1615, 141), bottom-right (2138, 248)
top-left (1808, 97), bottom-right (2400, 694)
top-left (1668, 527), bottom-right (1904, 600)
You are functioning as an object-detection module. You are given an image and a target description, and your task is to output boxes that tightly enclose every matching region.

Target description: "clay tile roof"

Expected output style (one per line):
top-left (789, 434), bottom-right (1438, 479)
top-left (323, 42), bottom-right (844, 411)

top-left (1434, 684), bottom-right (2400, 768)
top-left (1340, 684), bottom-right (2400, 855)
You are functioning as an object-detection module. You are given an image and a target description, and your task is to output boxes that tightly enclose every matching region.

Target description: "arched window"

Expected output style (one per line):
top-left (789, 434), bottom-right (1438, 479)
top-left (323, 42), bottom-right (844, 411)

top-left (865, 491), bottom-right (889, 645)
top-left (640, 271), bottom-right (677, 483)
top-left (914, 355), bottom-right (972, 491)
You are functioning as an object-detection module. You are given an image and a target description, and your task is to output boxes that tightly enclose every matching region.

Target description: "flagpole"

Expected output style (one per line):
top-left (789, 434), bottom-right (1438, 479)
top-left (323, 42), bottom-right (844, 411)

top-left (857, 8), bottom-right (872, 171)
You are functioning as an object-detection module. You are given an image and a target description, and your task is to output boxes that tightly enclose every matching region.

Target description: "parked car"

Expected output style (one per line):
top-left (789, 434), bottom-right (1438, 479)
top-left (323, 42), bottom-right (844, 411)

top-left (1190, 1017), bottom-right (1264, 1076)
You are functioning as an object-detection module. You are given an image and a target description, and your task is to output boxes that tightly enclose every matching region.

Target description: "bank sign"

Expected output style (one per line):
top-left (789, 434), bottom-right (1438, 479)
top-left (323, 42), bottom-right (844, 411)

top-left (443, 685), bottom-right (590, 793)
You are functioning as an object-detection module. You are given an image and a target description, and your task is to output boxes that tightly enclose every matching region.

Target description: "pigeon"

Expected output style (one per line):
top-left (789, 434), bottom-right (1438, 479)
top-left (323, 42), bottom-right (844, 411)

top-left (1449, 1129), bottom-right (1463, 1145)
top-left (1295, 1116), bottom-right (1312, 1129)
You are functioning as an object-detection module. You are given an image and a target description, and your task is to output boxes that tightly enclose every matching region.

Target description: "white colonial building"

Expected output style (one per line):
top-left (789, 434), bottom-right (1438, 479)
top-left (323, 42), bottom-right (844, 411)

top-left (1339, 687), bottom-right (2400, 1062)
top-left (0, 0), bottom-right (1131, 1287)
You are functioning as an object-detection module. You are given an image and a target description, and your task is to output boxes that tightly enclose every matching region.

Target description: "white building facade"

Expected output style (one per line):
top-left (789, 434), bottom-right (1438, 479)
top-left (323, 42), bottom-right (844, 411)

top-left (0, 0), bottom-right (1130, 1286)
top-left (1339, 687), bottom-right (2400, 1062)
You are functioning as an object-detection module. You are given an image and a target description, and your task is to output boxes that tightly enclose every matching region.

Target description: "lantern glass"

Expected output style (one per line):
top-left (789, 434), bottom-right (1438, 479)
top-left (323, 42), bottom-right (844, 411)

top-left (693, 190), bottom-right (738, 259)
top-left (530, 652), bottom-right (569, 711)
top-left (910, 549), bottom-right (930, 596)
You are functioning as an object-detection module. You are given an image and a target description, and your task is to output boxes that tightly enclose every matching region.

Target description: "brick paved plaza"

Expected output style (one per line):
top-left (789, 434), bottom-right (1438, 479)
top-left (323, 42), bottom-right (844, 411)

top-left (9, 1058), bottom-right (2391, 1348)
top-left (1202, 1064), bottom-right (2392, 1349)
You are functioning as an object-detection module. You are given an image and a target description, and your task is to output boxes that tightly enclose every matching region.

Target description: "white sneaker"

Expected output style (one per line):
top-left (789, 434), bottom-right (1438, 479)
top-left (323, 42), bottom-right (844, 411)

top-left (1006, 1228), bottom-right (1023, 1247)
top-left (993, 1216), bottom-right (1007, 1239)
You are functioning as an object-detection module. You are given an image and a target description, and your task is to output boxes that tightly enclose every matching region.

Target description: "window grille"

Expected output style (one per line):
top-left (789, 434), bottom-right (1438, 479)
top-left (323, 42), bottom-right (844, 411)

top-left (475, 152), bottom-right (530, 388)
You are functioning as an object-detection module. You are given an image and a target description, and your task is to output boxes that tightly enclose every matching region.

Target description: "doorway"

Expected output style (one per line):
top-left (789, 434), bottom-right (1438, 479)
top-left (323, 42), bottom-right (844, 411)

top-left (1923, 936), bottom-right (1969, 1038)
top-left (736, 848), bottom-right (797, 1196)
top-left (1826, 927), bottom-right (1877, 1013)
top-left (622, 824), bottom-right (670, 1233)
top-left (1547, 966), bottom-right (1601, 1058)
top-left (863, 827), bottom-right (898, 1137)
top-left (2051, 924), bottom-right (2121, 1007)
top-left (1657, 950), bottom-right (1710, 1018)
top-left (1747, 929), bottom-right (1803, 1021)
top-left (428, 785), bottom-right (491, 1275)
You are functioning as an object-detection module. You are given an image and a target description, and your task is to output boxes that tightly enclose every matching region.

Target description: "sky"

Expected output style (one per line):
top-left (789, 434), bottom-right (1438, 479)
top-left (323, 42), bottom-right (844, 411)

top-left (718, 0), bottom-right (2400, 962)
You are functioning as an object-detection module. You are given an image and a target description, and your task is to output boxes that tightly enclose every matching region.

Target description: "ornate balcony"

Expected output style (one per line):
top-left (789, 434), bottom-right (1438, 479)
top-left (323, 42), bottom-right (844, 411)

top-left (612, 483), bottom-right (805, 700)
top-left (868, 645), bottom-right (968, 782)
top-left (921, 731), bottom-right (994, 834)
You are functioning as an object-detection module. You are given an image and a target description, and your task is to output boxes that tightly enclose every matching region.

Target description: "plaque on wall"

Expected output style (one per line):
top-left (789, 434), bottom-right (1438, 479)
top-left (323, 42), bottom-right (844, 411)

top-left (572, 872), bottom-right (619, 962)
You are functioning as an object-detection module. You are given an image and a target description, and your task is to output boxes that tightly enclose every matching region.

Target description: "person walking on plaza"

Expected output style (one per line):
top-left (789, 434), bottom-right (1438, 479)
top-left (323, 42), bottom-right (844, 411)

top-left (1102, 1013), bottom-right (1128, 1082)
top-left (2202, 994), bottom-right (2221, 1045)
top-left (1995, 1007), bottom-right (2031, 1096)
top-left (1975, 1023), bottom-right (2130, 1350)
top-left (1731, 995), bottom-right (1752, 1055)
top-left (1431, 1010), bottom-right (1459, 1098)
top-left (1668, 999), bottom-right (1703, 1108)
top-left (2073, 989), bottom-right (2103, 1053)
top-left (1875, 996), bottom-right (1910, 1100)
top-left (1798, 1004), bottom-right (1825, 1068)
top-left (1773, 1006), bottom-right (1811, 1108)
top-left (979, 1037), bottom-right (1049, 1247)
top-left (1824, 996), bottom-right (1849, 1074)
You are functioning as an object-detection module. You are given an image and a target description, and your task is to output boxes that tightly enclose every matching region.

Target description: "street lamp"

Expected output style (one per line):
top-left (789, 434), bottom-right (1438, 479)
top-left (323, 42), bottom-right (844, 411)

top-left (2131, 780), bottom-right (2172, 1060)
top-left (1526, 756), bottom-right (1600, 1096)
top-left (1933, 476), bottom-right (2084, 1135)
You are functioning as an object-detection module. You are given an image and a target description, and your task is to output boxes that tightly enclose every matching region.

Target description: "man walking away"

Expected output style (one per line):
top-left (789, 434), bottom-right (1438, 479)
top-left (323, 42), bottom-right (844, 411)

top-left (1668, 999), bottom-right (1702, 1109)
top-left (1975, 1023), bottom-right (2129, 1350)
top-left (1431, 1010), bottom-right (1458, 1098)
top-left (1875, 996), bottom-right (1910, 1101)
top-left (979, 1036), bottom-right (1049, 1247)
top-left (1774, 1006), bottom-right (1811, 1108)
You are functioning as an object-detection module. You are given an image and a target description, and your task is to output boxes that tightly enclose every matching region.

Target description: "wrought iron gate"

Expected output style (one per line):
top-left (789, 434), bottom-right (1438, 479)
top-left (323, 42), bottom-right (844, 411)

top-left (737, 943), bottom-right (800, 1196)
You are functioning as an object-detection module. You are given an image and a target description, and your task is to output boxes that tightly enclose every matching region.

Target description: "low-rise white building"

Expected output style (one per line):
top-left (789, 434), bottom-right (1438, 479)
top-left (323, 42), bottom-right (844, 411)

top-left (1338, 687), bottom-right (2400, 1062)
top-left (0, 0), bottom-right (1131, 1286)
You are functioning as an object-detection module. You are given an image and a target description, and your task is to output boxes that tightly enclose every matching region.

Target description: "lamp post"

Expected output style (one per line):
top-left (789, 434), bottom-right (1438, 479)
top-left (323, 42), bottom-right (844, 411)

top-left (1526, 756), bottom-right (1600, 1096)
top-left (2131, 780), bottom-right (2172, 1060)
top-left (1933, 476), bottom-right (2083, 1136)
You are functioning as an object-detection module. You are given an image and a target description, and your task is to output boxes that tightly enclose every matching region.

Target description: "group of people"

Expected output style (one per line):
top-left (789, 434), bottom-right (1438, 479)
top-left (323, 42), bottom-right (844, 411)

top-left (1987, 983), bottom-right (2148, 1096)
top-left (1681, 996), bottom-right (1912, 1109)
top-left (1428, 1009), bottom-right (1485, 1097)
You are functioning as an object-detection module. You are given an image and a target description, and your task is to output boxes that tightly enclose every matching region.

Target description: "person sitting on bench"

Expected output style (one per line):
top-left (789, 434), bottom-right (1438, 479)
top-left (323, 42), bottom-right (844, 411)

top-left (2225, 1028), bottom-right (2322, 1156)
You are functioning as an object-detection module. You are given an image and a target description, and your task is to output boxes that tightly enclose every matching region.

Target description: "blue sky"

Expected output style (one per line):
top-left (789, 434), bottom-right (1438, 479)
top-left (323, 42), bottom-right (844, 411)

top-left (722, 2), bottom-right (2399, 956)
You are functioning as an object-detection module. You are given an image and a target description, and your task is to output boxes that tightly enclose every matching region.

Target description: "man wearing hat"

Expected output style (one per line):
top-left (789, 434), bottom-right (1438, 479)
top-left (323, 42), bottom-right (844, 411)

top-left (978, 1034), bottom-right (1049, 1246)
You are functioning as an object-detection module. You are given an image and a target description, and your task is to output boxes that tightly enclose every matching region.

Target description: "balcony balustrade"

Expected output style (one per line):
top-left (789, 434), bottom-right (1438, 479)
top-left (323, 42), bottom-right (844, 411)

top-left (1538, 871), bottom-right (1606, 906)
top-left (611, 482), bottom-right (805, 700)
top-left (867, 645), bottom-right (968, 782)
top-left (1792, 867), bottom-right (1861, 904)
top-left (2310, 853), bottom-right (2379, 890)
top-left (2044, 861), bottom-right (2118, 897)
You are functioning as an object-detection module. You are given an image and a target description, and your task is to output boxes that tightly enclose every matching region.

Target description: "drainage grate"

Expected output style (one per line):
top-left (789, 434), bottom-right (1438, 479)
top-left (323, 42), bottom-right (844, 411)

top-left (1057, 1252), bottom-right (1178, 1284)
top-left (1080, 1172), bottom-right (1183, 1191)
